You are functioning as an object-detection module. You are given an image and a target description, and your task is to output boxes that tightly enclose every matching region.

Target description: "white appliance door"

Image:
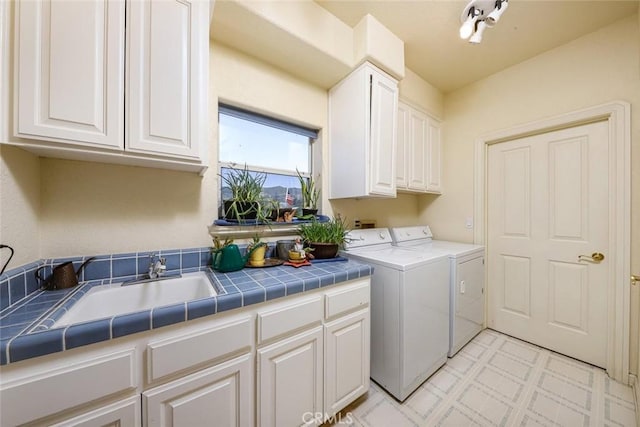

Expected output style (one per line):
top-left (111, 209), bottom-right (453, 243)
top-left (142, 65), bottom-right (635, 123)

top-left (402, 260), bottom-right (449, 392)
top-left (451, 256), bottom-right (485, 355)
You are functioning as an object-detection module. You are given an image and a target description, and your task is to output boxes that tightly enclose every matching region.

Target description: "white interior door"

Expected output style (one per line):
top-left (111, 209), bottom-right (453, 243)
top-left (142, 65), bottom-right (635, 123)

top-left (487, 121), bottom-right (609, 368)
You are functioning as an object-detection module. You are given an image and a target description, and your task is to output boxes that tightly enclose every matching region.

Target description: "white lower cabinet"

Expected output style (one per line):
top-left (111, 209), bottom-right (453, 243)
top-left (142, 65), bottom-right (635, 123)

top-left (258, 326), bottom-right (324, 427)
top-left (0, 348), bottom-right (138, 426)
top-left (143, 353), bottom-right (253, 427)
top-left (0, 278), bottom-right (370, 427)
top-left (49, 396), bottom-right (141, 427)
top-left (324, 309), bottom-right (370, 416)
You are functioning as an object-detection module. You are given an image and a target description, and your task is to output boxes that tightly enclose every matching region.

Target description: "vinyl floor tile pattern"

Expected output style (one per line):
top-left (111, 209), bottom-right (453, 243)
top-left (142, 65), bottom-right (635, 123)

top-left (333, 330), bottom-right (637, 427)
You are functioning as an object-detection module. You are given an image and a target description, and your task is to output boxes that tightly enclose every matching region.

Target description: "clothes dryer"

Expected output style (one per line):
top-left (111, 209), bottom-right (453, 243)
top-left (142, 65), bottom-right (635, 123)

top-left (341, 228), bottom-right (450, 401)
top-left (390, 226), bottom-right (485, 357)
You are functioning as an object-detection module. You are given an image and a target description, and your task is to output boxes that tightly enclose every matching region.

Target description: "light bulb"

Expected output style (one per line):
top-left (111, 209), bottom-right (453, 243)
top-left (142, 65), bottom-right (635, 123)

top-left (469, 20), bottom-right (488, 44)
top-left (459, 8), bottom-right (480, 39)
top-left (486, 0), bottom-right (509, 26)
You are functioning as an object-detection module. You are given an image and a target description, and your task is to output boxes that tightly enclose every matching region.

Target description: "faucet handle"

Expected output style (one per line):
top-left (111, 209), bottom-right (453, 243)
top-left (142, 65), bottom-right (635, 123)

top-left (159, 257), bottom-right (166, 266)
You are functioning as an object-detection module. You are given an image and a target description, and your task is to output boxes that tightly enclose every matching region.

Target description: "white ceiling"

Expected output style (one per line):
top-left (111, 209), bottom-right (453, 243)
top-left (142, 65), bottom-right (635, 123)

top-left (315, 0), bottom-right (638, 93)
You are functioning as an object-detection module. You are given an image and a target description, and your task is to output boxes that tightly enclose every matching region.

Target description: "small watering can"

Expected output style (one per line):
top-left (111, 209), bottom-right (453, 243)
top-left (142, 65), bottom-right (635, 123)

top-left (211, 244), bottom-right (263, 273)
top-left (35, 257), bottom-right (95, 290)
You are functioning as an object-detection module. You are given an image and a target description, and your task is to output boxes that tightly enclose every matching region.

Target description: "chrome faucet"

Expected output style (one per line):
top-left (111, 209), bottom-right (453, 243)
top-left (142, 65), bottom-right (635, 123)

top-left (148, 253), bottom-right (167, 279)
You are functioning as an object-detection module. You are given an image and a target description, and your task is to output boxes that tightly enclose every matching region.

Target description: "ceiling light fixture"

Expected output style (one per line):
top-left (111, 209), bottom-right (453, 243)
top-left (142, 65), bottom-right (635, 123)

top-left (459, 0), bottom-right (509, 44)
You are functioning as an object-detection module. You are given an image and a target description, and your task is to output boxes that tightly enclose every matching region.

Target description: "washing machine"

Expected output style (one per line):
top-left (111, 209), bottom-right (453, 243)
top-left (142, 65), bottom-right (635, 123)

top-left (390, 226), bottom-right (485, 357)
top-left (341, 228), bottom-right (450, 401)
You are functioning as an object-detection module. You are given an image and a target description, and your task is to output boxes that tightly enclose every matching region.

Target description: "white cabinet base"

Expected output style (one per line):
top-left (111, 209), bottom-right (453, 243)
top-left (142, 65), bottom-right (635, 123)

top-left (49, 396), bottom-right (141, 427)
top-left (325, 309), bottom-right (370, 416)
top-left (258, 326), bottom-right (324, 427)
top-left (143, 353), bottom-right (253, 427)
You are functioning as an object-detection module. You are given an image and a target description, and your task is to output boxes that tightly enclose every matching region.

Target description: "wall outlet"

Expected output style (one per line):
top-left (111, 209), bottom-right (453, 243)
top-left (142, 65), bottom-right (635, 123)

top-left (465, 217), bottom-right (473, 229)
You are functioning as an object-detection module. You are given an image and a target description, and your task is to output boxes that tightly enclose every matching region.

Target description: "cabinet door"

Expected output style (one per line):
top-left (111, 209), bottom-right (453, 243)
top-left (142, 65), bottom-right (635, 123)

top-left (49, 396), bottom-right (141, 427)
top-left (143, 353), bottom-right (253, 427)
top-left (127, 0), bottom-right (207, 159)
top-left (396, 102), bottom-right (410, 188)
top-left (258, 326), bottom-right (323, 427)
top-left (426, 119), bottom-right (442, 193)
top-left (407, 108), bottom-right (428, 192)
top-left (15, 0), bottom-right (124, 148)
top-left (324, 309), bottom-right (370, 416)
top-left (369, 68), bottom-right (398, 197)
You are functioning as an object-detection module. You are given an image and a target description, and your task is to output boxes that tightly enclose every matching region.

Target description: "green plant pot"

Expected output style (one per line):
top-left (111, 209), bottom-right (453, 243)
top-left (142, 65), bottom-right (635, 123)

top-left (308, 242), bottom-right (339, 259)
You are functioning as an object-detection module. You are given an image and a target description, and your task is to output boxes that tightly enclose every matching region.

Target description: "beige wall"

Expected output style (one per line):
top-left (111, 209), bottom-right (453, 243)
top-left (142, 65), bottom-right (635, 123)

top-left (0, 145), bottom-right (40, 268)
top-left (398, 67), bottom-right (444, 120)
top-left (423, 15), bottom-right (640, 374)
top-left (34, 44), bottom-right (327, 258)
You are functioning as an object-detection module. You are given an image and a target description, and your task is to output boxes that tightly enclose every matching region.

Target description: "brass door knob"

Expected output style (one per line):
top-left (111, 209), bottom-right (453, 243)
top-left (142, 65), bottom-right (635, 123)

top-left (632, 275), bottom-right (640, 286)
top-left (578, 252), bottom-right (605, 263)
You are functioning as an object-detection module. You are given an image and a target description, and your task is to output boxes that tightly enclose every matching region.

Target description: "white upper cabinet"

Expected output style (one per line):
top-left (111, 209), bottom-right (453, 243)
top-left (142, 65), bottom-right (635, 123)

top-left (15, 0), bottom-right (125, 149)
top-left (426, 118), bottom-right (442, 193)
top-left (126, 0), bottom-right (208, 159)
top-left (329, 62), bottom-right (398, 199)
top-left (10, 0), bottom-right (209, 173)
top-left (396, 100), bottom-right (442, 194)
top-left (395, 102), bottom-right (409, 188)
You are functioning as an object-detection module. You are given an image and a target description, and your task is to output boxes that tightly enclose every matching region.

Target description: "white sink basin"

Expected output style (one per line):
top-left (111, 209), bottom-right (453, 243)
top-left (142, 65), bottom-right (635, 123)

top-left (53, 272), bottom-right (217, 327)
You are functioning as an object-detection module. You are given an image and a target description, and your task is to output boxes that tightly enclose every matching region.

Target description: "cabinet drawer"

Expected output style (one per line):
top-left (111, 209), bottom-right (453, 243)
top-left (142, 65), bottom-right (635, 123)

top-left (257, 296), bottom-right (322, 344)
top-left (49, 396), bottom-right (141, 427)
top-left (325, 280), bottom-right (370, 319)
top-left (147, 316), bottom-right (252, 383)
top-left (0, 349), bottom-right (136, 426)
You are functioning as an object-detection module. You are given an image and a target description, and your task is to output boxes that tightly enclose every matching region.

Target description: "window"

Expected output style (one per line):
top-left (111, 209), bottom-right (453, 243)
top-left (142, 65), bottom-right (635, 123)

top-left (218, 104), bottom-right (319, 217)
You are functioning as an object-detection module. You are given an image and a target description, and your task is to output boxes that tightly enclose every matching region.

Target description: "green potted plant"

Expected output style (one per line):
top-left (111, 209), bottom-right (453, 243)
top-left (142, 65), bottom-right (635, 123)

top-left (296, 169), bottom-right (320, 216)
top-left (297, 216), bottom-right (350, 259)
top-left (220, 164), bottom-right (271, 223)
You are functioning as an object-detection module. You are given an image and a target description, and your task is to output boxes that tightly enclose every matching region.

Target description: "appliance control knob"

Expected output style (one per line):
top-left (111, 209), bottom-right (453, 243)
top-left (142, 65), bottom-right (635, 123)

top-left (423, 229), bottom-right (428, 234)
top-left (379, 233), bottom-right (385, 239)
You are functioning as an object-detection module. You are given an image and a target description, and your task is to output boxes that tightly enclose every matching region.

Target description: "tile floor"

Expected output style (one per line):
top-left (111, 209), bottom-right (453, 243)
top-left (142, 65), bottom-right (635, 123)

top-left (335, 329), bottom-right (637, 426)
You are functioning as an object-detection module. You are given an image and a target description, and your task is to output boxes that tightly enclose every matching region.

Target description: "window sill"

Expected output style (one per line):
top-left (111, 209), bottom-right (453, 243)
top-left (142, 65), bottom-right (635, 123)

top-left (208, 223), bottom-right (299, 240)
top-left (208, 215), bottom-right (328, 240)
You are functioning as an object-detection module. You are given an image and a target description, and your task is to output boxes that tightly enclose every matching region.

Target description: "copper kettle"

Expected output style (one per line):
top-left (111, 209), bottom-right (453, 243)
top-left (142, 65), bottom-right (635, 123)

top-left (35, 257), bottom-right (95, 290)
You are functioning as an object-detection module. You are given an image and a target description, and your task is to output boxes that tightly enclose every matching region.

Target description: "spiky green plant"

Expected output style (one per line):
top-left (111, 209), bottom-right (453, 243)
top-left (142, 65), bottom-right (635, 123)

top-left (220, 165), bottom-right (271, 223)
top-left (297, 216), bottom-right (350, 248)
top-left (296, 169), bottom-right (320, 210)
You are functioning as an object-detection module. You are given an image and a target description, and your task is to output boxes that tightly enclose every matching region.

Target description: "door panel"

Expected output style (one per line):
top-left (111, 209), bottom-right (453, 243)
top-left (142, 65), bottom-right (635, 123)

top-left (549, 138), bottom-right (588, 240)
top-left (502, 147), bottom-right (531, 237)
top-left (15, 0), bottom-right (124, 147)
top-left (488, 121), bottom-right (609, 368)
top-left (127, 0), bottom-right (206, 158)
top-left (501, 255), bottom-right (531, 317)
top-left (143, 353), bottom-right (253, 427)
top-left (408, 109), bottom-right (427, 191)
top-left (258, 327), bottom-right (323, 427)
top-left (548, 261), bottom-right (588, 331)
top-left (369, 70), bottom-right (397, 196)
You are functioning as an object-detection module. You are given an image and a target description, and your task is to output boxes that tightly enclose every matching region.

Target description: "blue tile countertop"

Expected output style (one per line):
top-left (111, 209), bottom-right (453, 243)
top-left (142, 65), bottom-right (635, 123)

top-left (0, 251), bottom-right (372, 366)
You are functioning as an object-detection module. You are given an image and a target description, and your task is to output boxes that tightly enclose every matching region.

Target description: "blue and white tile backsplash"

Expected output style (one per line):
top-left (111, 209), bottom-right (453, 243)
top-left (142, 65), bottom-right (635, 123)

top-left (0, 247), bottom-right (213, 312)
